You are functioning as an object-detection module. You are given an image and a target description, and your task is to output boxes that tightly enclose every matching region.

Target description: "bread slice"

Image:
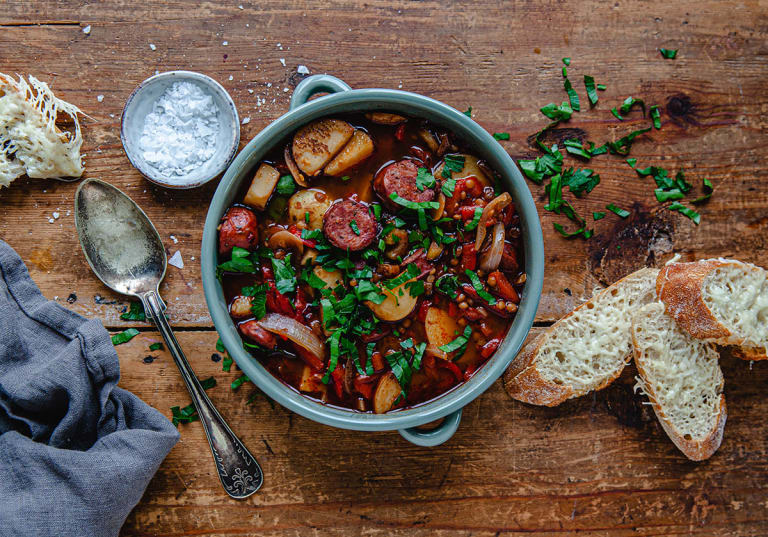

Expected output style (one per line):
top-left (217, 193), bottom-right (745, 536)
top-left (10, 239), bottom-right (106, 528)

top-left (504, 267), bottom-right (659, 406)
top-left (657, 259), bottom-right (767, 360)
top-left (631, 302), bottom-right (726, 461)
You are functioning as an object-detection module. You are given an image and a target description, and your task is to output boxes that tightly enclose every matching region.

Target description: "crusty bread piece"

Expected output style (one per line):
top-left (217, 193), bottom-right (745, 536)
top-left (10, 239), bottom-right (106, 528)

top-left (657, 259), bottom-right (767, 360)
top-left (504, 267), bottom-right (659, 406)
top-left (632, 302), bottom-right (726, 461)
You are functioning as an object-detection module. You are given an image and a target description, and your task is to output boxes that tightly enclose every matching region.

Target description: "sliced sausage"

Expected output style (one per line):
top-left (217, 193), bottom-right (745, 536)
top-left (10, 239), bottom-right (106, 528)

top-left (218, 207), bottom-right (259, 255)
top-left (322, 199), bottom-right (377, 251)
top-left (239, 320), bottom-right (277, 349)
top-left (374, 159), bottom-right (434, 209)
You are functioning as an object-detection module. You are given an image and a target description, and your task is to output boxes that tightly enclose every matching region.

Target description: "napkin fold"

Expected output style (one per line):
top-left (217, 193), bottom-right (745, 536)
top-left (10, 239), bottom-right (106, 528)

top-left (0, 240), bottom-right (179, 537)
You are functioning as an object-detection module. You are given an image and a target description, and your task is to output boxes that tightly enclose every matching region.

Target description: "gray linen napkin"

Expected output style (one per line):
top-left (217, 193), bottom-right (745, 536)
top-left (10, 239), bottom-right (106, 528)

top-left (0, 239), bottom-right (179, 537)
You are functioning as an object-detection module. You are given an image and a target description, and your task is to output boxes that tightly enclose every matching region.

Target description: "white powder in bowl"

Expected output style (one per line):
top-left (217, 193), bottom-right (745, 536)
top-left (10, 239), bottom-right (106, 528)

top-left (138, 81), bottom-right (221, 180)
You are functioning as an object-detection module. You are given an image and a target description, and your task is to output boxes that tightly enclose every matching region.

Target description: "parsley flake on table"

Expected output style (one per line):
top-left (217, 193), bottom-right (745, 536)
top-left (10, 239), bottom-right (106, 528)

top-left (659, 48), bottom-right (677, 59)
top-left (149, 342), bottom-right (164, 351)
top-left (583, 75), bottom-right (599, 106)
top-left (493, 132), bottom-right (510, 141)
top-left (120, 301), bottom-right (145, 321)
top-left (593, 211), bottom-right (606, 221)
top-left (606, 203), bottom-right (631, 218)
top-left (667, 202), bottom-right (700, 224)
top-left (111, 328), bottom-right (139, 346)
top-left (463, 106), bottom-right (472, 117)
top-left (650, 105), bottom-right (661, 129)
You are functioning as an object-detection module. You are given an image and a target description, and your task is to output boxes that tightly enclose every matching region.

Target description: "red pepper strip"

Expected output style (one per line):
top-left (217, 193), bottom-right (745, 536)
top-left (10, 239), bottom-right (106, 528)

top-left (459, 205), bottom-right (478, 221)
top-left (460, 243), bottom-right (477, 271)
top-left (292, 343), bottom-right (324, 371)
top-left (480, 338), bottom-right (502, 359)
top-left (417, 300), bottom-right (432, 322)
top-left (265, 283), bottom-right (294, 316)
top-left (395, 123), bottom-right (407, 141)
top-left (463, 363), bottom-right (478, 382)
top-left (330, 365), bottom-right (345, 399)
top-left (353, 375), bottom-right (376, 400)
top-left (502, 204), bottom-right (515, 227)
top-left (288, 224), bottom-right (316, 248)
top-left (447, 301), bottom-right (460, 319)
top-left (489, 271), bottom-right (520, 303)
top-left (435, 359), bottom-right (464, 383)
top-left (261, 265), bottom-right (274, 280)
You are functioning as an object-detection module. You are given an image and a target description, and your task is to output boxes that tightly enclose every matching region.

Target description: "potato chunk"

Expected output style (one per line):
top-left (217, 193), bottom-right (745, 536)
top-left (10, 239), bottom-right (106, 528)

top-left (424, 307), bottom-right (460, 355)
top-left (229, 296), bottom-right (254, 319)
top-left (287, 188), bottom-right (332, 230)
top-left (435, 154), bottom-right (492, 187)
top-left (244, 163), bottom-right (280, 210)
top-left (291, 119), bottom-right (354, 176)
top-left (324, 130), bottom-right (374, 176)
top-left (313, 266), bottom-right (343, 291)
top-left (365, 274), bottom-right (419, 322)
top-left (373, 372), bottom-right (402, 413)
top-left (365, 112), bottom-right (406, 125)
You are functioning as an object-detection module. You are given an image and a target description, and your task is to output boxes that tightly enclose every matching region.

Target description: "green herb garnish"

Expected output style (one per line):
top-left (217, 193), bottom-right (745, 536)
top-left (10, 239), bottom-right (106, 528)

top-left (463, 207), bottom-right (484, 231)
top-left (562, 57), bottom-right (571, 66)
top-left (650, 105), bottom-right (661, 129)
top-left (439, 326), bottom-right (472, 358)
top-left (659, 48), bottom-right (677, 59)
top-left (111, 328), bottom-right (139, 346)
top-left (493, 132), bottom-right (510, 141)
top-left (415, 167), bottom-right (436, 192)
top-left (584, 75), bottom-right (598, 106)
top-left (389, 192), bottom-right (440, 210)
top-left (435, 274), bottom-right (460, 299)
top-left (231, 374), bottom-right (251, 391)
top-left (120, 302), bottom-right (145, 321)
top-left (606, 203), bottom-right (631, 218)
top-left (442, 154), bottom-right (466, 179)
top-left (619, 96), bottom-right (646, 117)
top-left (667, 202), bottom-right (700, 223)
top-left (465, 269), bottom-right (497, 305)
top-left (242, 283), bottom-right (268, 320)
top-left (692, 178), bottom-right (713, 204)
top-left (540, 101), bottom-right (573, 121)
top-left (270, 255), bottom-right (296, 295)
top-left (593, 211), bottom-right (606, 221)
top-left (199, 376), bottom-right (217, 390)
top-left (350, 220), bottom-right (360, 235)
top-left (276, 174), bottom-right (297, 195)
top-left (597, 83), bottom-right (607, 91)
top-left (341, 175), bottom-right (351, 182)
top-left (149, 342), bottom-right (163, 351)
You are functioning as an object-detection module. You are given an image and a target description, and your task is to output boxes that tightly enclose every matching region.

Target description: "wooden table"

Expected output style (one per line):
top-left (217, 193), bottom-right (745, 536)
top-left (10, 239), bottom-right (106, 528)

top-left (3, 1), bottom-right (767, 535)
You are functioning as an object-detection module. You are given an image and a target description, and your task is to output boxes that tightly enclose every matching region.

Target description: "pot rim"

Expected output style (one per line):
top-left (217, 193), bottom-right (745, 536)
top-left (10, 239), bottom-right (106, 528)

top-left (201, 83), bottom-right (544, 432)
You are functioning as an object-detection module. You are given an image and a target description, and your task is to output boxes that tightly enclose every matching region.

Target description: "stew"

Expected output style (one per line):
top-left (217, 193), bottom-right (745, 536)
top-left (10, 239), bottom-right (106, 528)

top-left (217, 112), bottom-right (525, 413)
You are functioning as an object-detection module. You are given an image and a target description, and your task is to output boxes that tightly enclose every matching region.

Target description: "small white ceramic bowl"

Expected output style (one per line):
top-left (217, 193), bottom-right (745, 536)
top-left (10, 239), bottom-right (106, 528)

top-left (120, 70), bottom-right (240, 189)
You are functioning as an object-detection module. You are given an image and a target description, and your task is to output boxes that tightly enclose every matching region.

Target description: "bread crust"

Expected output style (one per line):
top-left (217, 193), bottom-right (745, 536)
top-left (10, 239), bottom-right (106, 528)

top-left (632, 326), bottom-right (726, 461)
top-left (656, 260), bottom-right (730, 341)
top-left (504, 267), bottom-right (656, 407)
top-left (657, 260), bottom-right (767, 355)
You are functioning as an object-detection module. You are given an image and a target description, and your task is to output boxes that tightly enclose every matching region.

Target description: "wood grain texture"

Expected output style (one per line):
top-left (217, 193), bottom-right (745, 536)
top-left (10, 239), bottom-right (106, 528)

top-left (1, 0), bottom-right (767, 535)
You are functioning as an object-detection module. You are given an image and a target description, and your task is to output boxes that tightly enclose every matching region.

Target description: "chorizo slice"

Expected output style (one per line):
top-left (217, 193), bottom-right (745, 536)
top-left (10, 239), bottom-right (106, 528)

top-left (373, 159), bottom-right (434, 209)
top-left (218, 207), bottom-right (259, 255)
top-left (239, 320), bottom-right (277, 349)
top-left (322, 199), bottom-right (377, 251)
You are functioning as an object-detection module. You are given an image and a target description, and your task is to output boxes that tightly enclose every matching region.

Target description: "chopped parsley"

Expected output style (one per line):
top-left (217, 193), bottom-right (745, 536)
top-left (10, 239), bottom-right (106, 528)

top-left (171, 404), bottom-right (198, 426)
top-left (350, 220), bottom-right (360, 235)
top-left (659, 48), bottom-right (677, 59)
top-left (270, 255), bottom-right (296, 295)
top-left (435, 274), bottom-right (460, 299)
top-left (605, 127), bottom-right (652, 155)
top-left (463, 107), bottom-right (472, 117)
top-left (231, 374), bottom-right (251, 391)
top-left (442, 154), bottom-right (466, 179)
top-left (465, 269), bottom-right (497, 305)
top-left (276, 174), bottom-right (297, 195)
top-left (606, 203), bottom-right (631, 218)
top-left (463, 207), bottom-right (484, 231)
top-left (562, 69), bottom-right (580, 112)
top-left (149, 342), bottom-right (163, 351)
top-left (563, 139), bottom-right (592, 160)
top-left (111, 328), bottom-right (139, 346)
top-left (540, 101), bottom-right (574, 121)
top-left (584, 75), bottom-right (598, 106)
top-left (120, 301), bottom-right (145, 321)
top-left (439, 326), bottom-right (473, 358)
top-left (199, 376), bottom-right (217, 390)
top-left (493, 132), bottom-right (510, 141)
top-left (562, 57), bottom-right (571, 66)
top-left (415, 167), bottom-right (436, 192)
top-left (242, 283), bottom-right (268, 319)
top-left (692, 178), bottom-right (714, 204)
top-left (650, 105), bottom-right (661, 129)
top-left (593, 211), bottom-right (606, 221)
top-left (341, 175), bottom-right (351, 181)
top-left (389, 192), bottom-right (440, 210)
top-left (667, 202), bottom-right (700, 224)
top-left (216, 246), bottom-right (258, 278)
top-left (441, 177), bottom-right (457, 197)
top-left (597, 83), bottom-right (607, 91)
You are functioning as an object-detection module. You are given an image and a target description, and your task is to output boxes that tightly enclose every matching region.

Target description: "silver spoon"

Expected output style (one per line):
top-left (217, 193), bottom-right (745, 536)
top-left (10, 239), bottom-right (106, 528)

top-left (74, 178), bottom-right (262, 499)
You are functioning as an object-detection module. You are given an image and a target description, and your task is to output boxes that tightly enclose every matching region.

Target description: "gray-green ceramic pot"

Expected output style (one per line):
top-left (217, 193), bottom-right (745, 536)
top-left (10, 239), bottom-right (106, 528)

top-left (201, 75), bottom-right (544, 447)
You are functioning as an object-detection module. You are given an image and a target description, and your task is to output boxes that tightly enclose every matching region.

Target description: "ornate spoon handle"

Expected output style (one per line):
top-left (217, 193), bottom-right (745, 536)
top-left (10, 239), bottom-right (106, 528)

top-left (142, 290), bottom-right (263, 498)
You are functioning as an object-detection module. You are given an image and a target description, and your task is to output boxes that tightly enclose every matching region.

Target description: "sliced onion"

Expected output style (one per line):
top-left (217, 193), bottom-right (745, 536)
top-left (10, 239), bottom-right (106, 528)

top-left (424, 345), bottom-right (449, 360)
top-left (258, 313), bottom-right (326, 360)
top-left (474, 192), bottom-right (512, 251)
top-left (478, 222), bottom-right (505, 273)
top-left (284, 145), bottom-right (308, 187)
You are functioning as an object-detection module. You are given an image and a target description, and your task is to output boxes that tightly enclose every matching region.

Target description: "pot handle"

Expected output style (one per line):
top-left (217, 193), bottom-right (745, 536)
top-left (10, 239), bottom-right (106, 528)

top-left (398, 409), bottom-right (462, 447)
top-left (290, 74), bottom-right (352, 110)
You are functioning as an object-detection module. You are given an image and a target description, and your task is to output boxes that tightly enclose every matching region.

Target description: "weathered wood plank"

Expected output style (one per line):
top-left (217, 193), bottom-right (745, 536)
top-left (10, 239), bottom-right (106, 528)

top-left (1, 0), bottom-right (766, 326)
top-left (116, 331), bottom-right (768, 536)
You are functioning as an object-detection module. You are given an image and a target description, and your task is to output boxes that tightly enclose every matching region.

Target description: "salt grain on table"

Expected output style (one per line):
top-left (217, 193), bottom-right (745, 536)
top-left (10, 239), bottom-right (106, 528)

top-left (279, 58), bottom-right (286, 66)
top-left (82, 25), bottom-right (91, 34)
top-left (297, 65), bottom-right (310, 75)
top-left (97, 95), bottom-right (104, 102)
top-left (241, 117), bottom-right (250, 124)
top-left (149, 43), bottom-right (156, 51)
top-left (168, 251), bottom-right (184, 269)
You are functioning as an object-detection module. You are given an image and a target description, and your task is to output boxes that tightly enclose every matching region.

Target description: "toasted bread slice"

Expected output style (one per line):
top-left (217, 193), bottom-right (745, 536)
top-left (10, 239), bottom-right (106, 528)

top-left (504, 267), bottom-right (659, 406)
top-left (632, 302), bottom-right (726, 461)
top-left (657, 259), bottom-right (767, 359)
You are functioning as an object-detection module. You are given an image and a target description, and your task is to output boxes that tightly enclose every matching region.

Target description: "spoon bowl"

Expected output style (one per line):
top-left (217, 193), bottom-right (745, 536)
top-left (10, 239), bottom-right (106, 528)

top-left (75, 179), bottom-right (166, 297)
